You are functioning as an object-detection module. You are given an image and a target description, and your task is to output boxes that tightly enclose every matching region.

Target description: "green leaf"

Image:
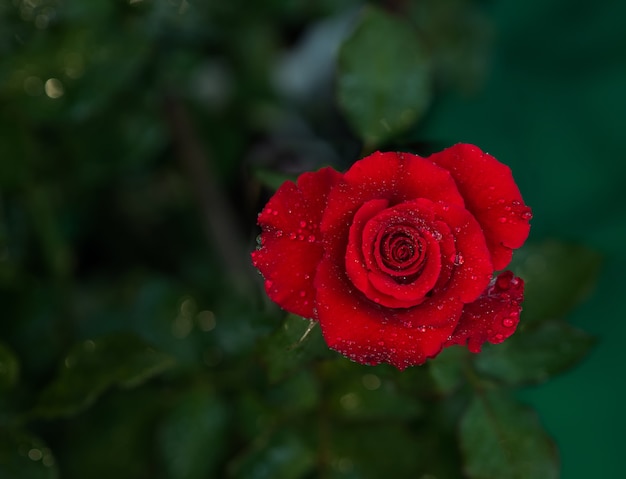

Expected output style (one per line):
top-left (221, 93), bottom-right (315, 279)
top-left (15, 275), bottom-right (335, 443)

top-left (158, 388), bottom-right (228, 479)
top-left (230, 429), bottom-right (315, 479)
top-left (33, 332), bottom-right (176, 418)
top-left (0, 342), bottom-right (19, 390)
top-left (0, 429), bottom-right (59, 479)
top-left (474, 320), bottom-right (596, 385)
top-left (511, 240), bottom-right (602, 323)
top-left (428, 345), bottom-right (468, 395)
top-left (459, 391), bottom-right (559, 479)
top-left (337, 6), bottom-right (432, 148)
top-left (262, 315), bottom-right (335, 382)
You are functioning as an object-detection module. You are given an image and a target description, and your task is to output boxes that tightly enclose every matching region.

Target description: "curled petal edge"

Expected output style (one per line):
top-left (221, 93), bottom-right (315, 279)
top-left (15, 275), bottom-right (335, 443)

top-left (445, 271), bottom-right (524, 353)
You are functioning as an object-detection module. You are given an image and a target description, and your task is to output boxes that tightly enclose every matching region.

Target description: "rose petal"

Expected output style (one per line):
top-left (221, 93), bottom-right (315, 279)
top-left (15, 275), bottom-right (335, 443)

top-left (427, 144), bottom-right (532, 270)
top-left (321, 151), bottom-right (466, 259)
top-left (445, 271), bottom-right (524, 353)
top-left (314, 258), bottom-right (463, 369)
top-left (360, 202), bottom-right (442, 307)
top-left (427, 201), bottom-right (493, 303)
top-left (252, 167), bottom-right (342, 318)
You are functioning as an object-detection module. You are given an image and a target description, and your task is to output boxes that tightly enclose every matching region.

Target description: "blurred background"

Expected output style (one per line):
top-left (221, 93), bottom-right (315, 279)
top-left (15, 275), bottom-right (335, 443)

top-left (0, 0), bottom-right (624, 478)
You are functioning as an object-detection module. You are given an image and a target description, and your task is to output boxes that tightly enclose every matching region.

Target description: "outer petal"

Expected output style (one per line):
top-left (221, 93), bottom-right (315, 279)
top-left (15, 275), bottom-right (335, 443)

top-left (314, 258), bottom-right (463, 370)
top-left (445, 271), bottom-right (524, 353)
top-left (427, 201), bottom-right (493, 303)
top-left (427, 144), bottom-right (532, 270)
top-left (344, 151), bottom-right (467, 206)
top-left (321, 151), bottom-right (466, 248)
top-left (251, 167), bottom-right (342, 318)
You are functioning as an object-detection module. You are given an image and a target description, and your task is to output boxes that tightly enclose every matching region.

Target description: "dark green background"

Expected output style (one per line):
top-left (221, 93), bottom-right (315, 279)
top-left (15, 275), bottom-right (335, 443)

top-left (421, 1), bottom-right (625, 477)
top-left (1, 0), bottom-right (624, 477)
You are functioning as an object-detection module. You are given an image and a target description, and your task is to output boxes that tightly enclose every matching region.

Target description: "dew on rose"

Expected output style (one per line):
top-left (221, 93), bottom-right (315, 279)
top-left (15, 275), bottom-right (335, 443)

top-left (502, 317), bottom-right (516, 327)
top-left (252, 144), bottom-right (531, 368)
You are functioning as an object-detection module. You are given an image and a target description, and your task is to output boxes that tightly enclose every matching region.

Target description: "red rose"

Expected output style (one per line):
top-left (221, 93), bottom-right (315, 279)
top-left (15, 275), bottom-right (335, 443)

top-left (252, 144), bottom-right (532, 369)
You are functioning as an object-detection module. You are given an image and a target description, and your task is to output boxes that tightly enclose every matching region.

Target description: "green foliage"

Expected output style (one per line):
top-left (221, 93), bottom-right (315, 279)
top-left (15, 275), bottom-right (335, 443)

top-left (229, 429), bottom-right (316, 479)
top-left (158, 388), bottom-right (229, 479)
top-left (337, 6), bottom-right (432, 148)
top-left (0, 342), bottom-right (19, 391)
top-left (0, 430), bottom-right (58, 479)
top-left (262, 315), bottom-right (334, 382)
top-left (0, 1), bottom-right (604, 478)
top-left (327, 424), bottom-right (424, 478)
top-left (32, 333), bottom-right (176, 419)
top-left (509, 240), bottom-right (602, 323)
top-left (459, 391), bottom-right (559, 479)
top-left (475, 320), bottom-right (596, 386)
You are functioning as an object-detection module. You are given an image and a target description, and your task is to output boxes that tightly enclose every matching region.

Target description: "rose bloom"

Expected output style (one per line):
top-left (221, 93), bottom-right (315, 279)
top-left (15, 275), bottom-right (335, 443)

top-left (252, 144), bottom-right (532, 369)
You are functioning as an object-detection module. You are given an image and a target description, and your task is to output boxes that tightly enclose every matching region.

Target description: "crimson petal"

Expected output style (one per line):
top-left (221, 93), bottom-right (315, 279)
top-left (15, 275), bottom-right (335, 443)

top-left (445, 271), bottom-right (524, 353)
top-left (252, 167), bottom-right (342, 318)
top-left (427, 144), bottom-right (532, 270)
top-left (315, 257), bottom-right (464, 369)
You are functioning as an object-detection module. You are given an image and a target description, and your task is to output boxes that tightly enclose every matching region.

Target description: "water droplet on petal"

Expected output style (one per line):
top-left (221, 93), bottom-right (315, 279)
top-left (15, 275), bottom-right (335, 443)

top-left (502, 317), bottom-right (515, 327)
top-left (497, 217), bottom-right (508, 223)
top-left (264, 279), bottom-right (273, 290)
top-left (307, 235), bottom-right (316, 242)
top-left (299, 220), bottom-right (307, 228)
top-left (451, 253), bottom-right (464, 265)
top-left (298, 235), bottom-right (305, 241)
top-left (299, 291), bottom-right (306, 297)
top-left (289, 232), bottom-right (297, 240)
top-left (520, 208), bottom-right (533, 220)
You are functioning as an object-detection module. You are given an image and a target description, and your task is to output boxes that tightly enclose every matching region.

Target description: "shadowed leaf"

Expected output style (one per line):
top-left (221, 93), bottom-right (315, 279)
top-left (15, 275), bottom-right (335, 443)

top-left (474, 320), bottom-right (596, 385)
top-left (511, 240), bottom-right (602, 323)
top-left (459, 391), bottom-right (559, 479)
top-left (33, 333), bottom-right (175, 418)
top-left (337, 6), bottom-right (432, 148)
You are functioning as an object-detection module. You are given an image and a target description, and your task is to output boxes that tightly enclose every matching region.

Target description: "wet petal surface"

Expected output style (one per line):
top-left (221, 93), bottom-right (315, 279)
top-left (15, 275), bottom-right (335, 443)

top-left (252, 167), bottom-right (342, 318)
top-left (428, 144), bottom-right (532, 270)
top-left (445, 271), bottom-right (525, 353)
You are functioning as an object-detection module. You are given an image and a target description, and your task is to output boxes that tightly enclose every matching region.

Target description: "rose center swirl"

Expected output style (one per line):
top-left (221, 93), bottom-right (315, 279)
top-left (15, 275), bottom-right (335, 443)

top-left (376, 226), bottom-right (427, 276)
top-left (345, 199), bottom-right (448, 309)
